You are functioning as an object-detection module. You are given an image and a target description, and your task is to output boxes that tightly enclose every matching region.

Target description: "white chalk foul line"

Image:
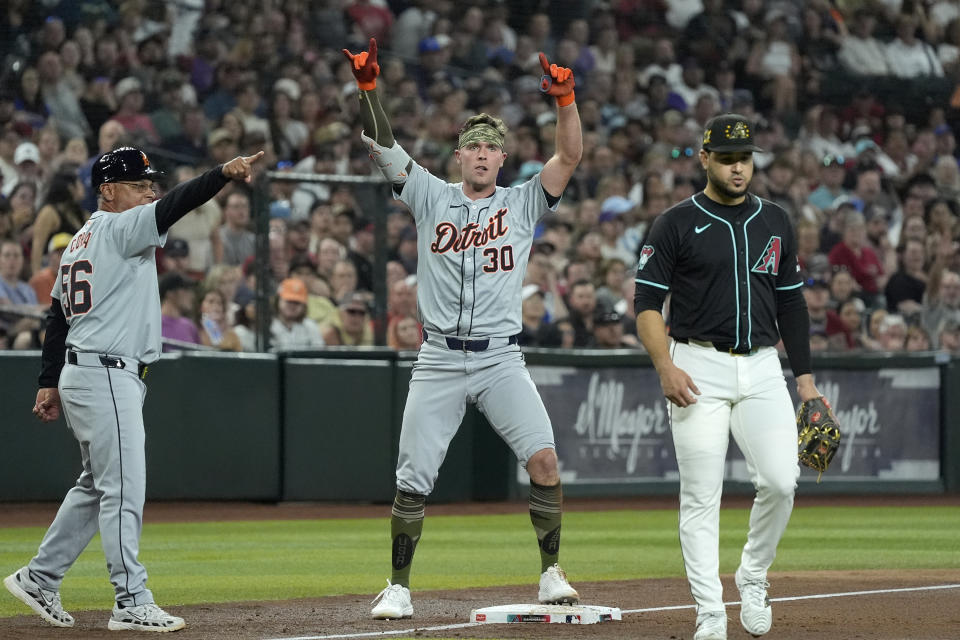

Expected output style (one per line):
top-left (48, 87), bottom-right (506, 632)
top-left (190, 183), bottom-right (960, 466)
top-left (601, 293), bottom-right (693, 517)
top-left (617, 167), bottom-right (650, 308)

top-left (265, 621), bottom-right (484, 640)
top-left (621, 582), bottom-right (960, 614)
top-left (264, 583), bottom-right (960, 640)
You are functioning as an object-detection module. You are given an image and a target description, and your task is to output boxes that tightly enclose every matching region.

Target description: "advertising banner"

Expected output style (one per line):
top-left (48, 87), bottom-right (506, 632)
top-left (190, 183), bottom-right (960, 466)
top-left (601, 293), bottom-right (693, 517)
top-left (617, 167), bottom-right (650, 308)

top-left (525, 365), bottom-right (940, 485)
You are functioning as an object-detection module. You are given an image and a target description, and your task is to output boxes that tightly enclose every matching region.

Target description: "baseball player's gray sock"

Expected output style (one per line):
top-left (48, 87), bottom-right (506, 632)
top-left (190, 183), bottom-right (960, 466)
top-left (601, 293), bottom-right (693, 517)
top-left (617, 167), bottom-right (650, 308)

top-left (390, 490), bottom-right (425, 588)
top-left (529, 481), bottom-right (563, 572)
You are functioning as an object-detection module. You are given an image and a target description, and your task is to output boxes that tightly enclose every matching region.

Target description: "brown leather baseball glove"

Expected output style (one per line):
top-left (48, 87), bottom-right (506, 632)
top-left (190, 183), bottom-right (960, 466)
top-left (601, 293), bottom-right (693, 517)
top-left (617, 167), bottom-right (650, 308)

top-left (796, 396), bottom-right (841, 482)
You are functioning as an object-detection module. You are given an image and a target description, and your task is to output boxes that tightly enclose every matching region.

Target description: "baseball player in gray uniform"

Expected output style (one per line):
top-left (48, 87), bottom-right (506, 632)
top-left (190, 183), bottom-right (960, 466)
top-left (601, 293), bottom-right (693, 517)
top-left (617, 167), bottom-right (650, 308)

top-left (342, 39), bottom-right (582, 619)
top-left (4, 146), bottom-right (262, 632)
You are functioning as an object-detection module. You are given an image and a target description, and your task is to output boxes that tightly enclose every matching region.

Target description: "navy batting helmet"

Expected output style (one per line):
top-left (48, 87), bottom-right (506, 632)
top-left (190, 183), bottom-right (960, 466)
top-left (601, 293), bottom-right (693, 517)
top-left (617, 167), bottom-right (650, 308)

top-left (92, 146), bottom-right (164, 191)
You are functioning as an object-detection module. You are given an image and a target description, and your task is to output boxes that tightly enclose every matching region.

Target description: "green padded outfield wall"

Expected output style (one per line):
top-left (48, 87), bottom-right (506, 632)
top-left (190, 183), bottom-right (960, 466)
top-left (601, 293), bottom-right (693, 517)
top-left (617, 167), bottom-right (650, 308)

top-left (282, 356), bottom-right (396, 501)
top-left (0, 352), bottom-right (281, 502)
top-left (143, 352), bottom-right (280, 500)
top-left (0, 352), bottom-right (82, 501)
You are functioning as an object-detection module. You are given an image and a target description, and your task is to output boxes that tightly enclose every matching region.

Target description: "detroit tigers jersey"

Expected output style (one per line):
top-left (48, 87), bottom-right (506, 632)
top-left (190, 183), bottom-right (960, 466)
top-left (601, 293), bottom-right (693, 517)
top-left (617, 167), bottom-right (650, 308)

top-left (634, 192), bottom-right (804, 351)
top-left (53, 203), bottom-right (168, 363)
top-left (396, 159), bottom-right (558, 337)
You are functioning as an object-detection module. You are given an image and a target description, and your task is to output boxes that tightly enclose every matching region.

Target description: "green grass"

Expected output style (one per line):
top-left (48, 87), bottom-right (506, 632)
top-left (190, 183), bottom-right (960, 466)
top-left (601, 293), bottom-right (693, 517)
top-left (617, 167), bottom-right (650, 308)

top-left (2, 505), bottom-right (958, 617)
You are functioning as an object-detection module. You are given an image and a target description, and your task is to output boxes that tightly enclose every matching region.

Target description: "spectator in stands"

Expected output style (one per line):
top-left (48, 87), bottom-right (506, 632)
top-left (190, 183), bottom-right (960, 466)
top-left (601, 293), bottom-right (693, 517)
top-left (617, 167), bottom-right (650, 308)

top-left (388, 314), bottom-right (423, 350)
top-left (321, 290), bottom-right (374, 346)
top-left (745, 9), bottom-right (800, 116)
top-left (316, 236), bottom-right (346, 281)
top-left (0, 239), bottom-right (36, 304)
top-left (518, 284), bottom-right (548, 347)
top-left (394, 226), bottom-right (419, 274)
top-left (270, 277), bottom-right (325, 351)
top-left (37, 51), bottom-right (91, 142)
top-left (28, 166), bottom-right (87, 275)
top-left (885, 238), bottom-right (927, 318)
top-left (804, 279), bottom-right (831, 335)
top-left (808, 154), bottom-right (849, 212)
top-left (905, 324), bottom-right (932, 351)
top-left (159, 272), bottom-right (200, 352)
top-left (838, 8), bottom-right (890, 76)
top-left (826, 297), bottom-right (867, 351)
top-left (330, 259), bottom-right (360, 302)
top-left (198, 288), bottom-right (243, 352)
top-left (592, 304), bottom-right (638, 349)
top-left (828, 210), bottom-right (885, 305)
top-left (886, 14), bottom-right (945, 78)
top-left (4, 181), bottom-right (37, 247)
top-left (565, 279), bottom-right (597, 347)
top-left (6, 142), bottom-right (42, 197)
top-left (937, 319), bottom-right (960, 353)
top-left (347, 216), bottom-right (375, 293)
top-left (160, 238), bottom-right (191, 278)
top-left (922, 269), bottom-right (960, 344)
top-left (29, 232), bottom-right (71, 305)
top-left (110, 77), bottom-right (159, 145)
top-left (828, 266), bottom-right (858, 309)
top-left (877, 313), bottom-right (908, 351)
top-left (218, 190), bottom-right (256, 266)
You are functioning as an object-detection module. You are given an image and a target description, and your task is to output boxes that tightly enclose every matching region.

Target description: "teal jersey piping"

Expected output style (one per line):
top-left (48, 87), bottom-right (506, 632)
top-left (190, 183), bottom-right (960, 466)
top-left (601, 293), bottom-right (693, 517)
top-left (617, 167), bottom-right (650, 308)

top-left (635, 278), bottom-right (670, 290)
top-left (741, 196), bottom-right (764, 348)
top-left (691, 194), bottom-right (741, 349)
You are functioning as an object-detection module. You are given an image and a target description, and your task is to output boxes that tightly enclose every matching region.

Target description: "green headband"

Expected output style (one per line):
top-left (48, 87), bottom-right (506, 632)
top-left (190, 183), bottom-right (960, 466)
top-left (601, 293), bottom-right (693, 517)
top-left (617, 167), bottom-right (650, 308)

top-left (458, 123), bottom-right (505, 149)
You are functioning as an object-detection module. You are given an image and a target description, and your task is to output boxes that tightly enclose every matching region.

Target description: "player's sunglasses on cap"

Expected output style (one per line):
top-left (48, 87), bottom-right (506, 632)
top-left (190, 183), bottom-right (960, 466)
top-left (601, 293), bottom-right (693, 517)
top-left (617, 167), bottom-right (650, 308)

top-left (701, 113), bottom-right (763, 153)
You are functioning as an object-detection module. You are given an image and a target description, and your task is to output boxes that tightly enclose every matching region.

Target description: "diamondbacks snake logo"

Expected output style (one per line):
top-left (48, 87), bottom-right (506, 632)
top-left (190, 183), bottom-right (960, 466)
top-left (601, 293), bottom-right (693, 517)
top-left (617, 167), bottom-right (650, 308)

top-left (637, 245), bottom-right (655, 271)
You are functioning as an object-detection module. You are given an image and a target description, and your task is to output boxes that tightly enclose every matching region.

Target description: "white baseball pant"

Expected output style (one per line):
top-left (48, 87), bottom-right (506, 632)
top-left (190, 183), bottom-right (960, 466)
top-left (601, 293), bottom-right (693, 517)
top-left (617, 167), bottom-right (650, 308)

top-left (669, 341), bottom-right (800, 614)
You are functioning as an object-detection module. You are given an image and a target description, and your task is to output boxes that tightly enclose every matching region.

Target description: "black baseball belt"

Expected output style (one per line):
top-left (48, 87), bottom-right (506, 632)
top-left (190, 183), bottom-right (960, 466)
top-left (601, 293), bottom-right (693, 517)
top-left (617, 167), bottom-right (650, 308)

top-left (67, 349), bottom-right (149, 379)
top-left (673, 337), bottom-right (761, 356)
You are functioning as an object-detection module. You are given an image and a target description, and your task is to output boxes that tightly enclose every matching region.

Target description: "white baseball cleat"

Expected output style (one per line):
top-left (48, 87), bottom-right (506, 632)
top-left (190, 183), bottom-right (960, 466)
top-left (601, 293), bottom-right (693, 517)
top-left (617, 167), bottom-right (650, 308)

top-left (371, 580), bottom-right (413, 619)
top-left (693, 611), bottom-right (727, 640)
top-left (736, 567), bottom-right (772, 636)
top-left (107, 602), bottom-right (185, 632)
top-left (3, 567), bottom-right (75, 628)
top-left (538, 563), bottom-right (579, 604)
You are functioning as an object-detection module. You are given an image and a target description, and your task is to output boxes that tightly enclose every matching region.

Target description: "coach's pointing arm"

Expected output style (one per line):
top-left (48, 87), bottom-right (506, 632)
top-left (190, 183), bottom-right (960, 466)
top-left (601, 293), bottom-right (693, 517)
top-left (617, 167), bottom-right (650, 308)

top-left (538, 53), bottom-right (582, 198)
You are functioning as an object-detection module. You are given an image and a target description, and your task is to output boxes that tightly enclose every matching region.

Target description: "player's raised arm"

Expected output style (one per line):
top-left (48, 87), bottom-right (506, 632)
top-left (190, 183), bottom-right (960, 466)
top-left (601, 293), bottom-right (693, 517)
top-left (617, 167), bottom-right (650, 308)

top-left (154, 151), bottom-right (264, 234)
top-left (342, 38), bottom-right (395, 148)
top-left (538, 52), bottom-right (582, 198)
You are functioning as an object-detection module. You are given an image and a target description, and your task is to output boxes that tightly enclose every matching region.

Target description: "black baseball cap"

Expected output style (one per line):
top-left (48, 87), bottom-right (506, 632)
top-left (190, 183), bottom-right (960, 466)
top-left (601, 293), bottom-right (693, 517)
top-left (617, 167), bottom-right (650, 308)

top-left (701, 113), bottom-right (763, 153)
top-left (92, 146), bottom-right (164, 191)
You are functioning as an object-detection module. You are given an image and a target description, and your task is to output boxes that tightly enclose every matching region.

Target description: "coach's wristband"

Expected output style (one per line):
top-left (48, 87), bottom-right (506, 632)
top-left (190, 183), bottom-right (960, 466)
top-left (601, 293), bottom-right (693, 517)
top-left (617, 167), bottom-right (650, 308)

top-left (556, 91), bottom-right (575, 107)
top-left (358, 79), bottom-right (376, 91)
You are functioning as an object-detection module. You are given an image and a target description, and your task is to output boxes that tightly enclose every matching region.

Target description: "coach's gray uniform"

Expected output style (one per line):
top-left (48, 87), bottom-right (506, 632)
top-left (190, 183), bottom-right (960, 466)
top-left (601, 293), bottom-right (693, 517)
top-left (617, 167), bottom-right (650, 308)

top-left (29, 203), bottom-right (166, 606)
top-left (396, 158), bottom-right (558, 495)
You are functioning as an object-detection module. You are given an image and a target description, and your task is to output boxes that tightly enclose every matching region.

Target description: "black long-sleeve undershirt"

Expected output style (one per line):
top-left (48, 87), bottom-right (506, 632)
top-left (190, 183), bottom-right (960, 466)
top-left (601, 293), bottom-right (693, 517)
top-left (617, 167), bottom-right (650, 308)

top-left (154, 165), bottom-right (229, 235)
top-left (776, 287), bottom-right (813, 377)
top-left (38, 299), bottom-right (69, 388)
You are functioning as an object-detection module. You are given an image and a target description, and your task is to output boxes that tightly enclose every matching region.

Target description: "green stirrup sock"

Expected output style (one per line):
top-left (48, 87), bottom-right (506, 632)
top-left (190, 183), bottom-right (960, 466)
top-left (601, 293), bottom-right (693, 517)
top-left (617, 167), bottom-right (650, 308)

top-left (390, 490), bottom-right (425, 588)
top-left (529, 481), bottom-right (563, 572)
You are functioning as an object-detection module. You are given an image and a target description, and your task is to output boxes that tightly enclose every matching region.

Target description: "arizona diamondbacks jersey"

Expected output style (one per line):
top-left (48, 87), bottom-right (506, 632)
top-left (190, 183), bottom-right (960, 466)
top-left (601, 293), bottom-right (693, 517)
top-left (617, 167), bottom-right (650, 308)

top-left (397, 160), bottom-right (557, 337)
top-left (54, 203), bottom-right (168, 363)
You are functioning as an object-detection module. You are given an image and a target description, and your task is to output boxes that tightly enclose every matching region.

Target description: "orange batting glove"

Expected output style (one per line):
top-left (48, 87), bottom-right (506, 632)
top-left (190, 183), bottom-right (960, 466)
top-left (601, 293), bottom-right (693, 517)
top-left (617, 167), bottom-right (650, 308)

top-left (342, 37), bottom-right (380, 91)
top-left (538, 52), bottom-right (575, 107)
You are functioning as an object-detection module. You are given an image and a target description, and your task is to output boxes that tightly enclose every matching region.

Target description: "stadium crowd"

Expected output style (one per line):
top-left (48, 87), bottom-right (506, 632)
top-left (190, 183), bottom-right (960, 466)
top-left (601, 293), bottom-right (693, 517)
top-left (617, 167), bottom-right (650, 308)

top-left (1, 0), bottom-right (960, 355)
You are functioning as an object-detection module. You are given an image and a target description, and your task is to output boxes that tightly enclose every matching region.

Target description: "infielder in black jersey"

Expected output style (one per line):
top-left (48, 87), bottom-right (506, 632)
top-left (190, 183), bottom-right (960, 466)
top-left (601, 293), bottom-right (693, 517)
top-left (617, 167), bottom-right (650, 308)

top-left (4, 147), bottom-right (262, 633)
top-left (634, 114), bottom-right (826, 640)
